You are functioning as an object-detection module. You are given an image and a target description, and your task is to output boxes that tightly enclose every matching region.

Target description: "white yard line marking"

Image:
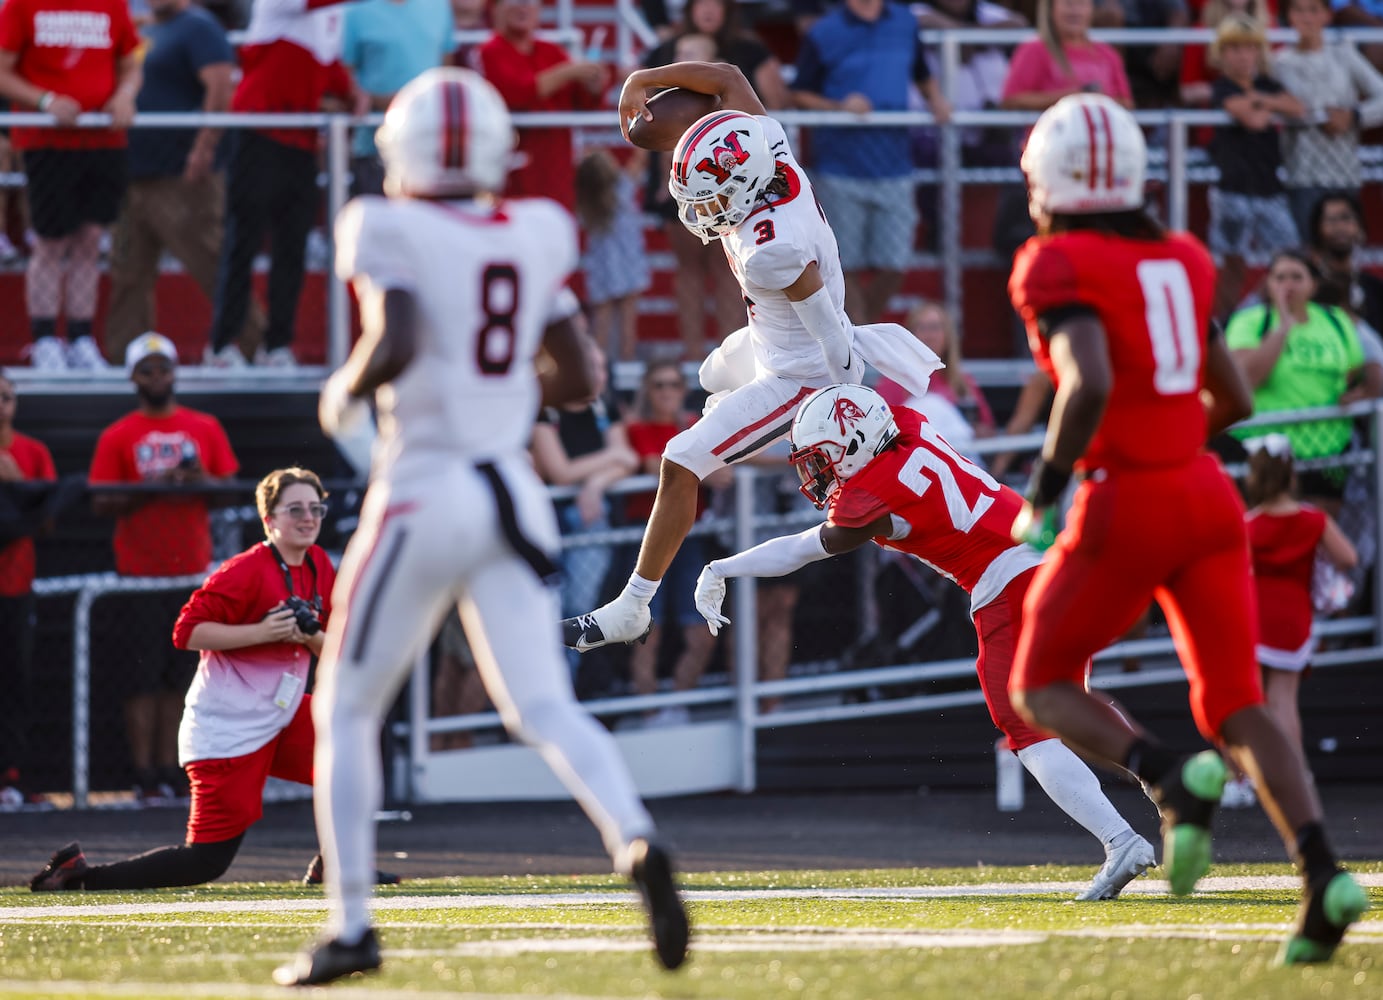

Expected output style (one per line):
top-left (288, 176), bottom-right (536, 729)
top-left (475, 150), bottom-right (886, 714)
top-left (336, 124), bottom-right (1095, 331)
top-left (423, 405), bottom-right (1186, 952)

top-left (4, 872), bottom-right (1381, 922)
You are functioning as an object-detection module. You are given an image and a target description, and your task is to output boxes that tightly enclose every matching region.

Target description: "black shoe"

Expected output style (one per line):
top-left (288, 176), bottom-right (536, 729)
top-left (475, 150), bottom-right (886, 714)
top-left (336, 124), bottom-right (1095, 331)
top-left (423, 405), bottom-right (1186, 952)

top-left (303, 854), bottom-right (402, 887)
top-left (273, 927), bottom-right (382, 987)
top-left (30, 841), bottom-right (89, 892)
top-left (629, 838), bottom-right (689, 971)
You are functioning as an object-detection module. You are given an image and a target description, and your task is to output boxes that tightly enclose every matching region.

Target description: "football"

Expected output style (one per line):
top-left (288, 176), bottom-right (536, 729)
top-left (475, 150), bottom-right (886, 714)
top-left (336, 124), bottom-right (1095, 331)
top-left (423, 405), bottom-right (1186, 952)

top-left (627, 88), bottom-right (722, 152)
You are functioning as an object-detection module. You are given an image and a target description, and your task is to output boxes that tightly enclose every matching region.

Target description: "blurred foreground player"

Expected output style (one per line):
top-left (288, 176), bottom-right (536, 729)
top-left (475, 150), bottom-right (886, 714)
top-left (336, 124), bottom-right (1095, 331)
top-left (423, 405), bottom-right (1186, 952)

top-left (274, 67), bottom-right (688, 987)
top-left (695, 383), bottom-right (1158, 901)
top-left (1007, 93), bottom-right (1367, 964)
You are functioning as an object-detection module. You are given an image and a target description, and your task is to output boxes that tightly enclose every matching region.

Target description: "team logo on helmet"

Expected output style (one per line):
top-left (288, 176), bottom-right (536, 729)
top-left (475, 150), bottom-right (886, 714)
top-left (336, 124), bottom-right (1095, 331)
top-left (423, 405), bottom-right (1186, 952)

top-left (832, 397), bottom-right (868, 435)
top-left (695, 131), bottom-right (749, 185)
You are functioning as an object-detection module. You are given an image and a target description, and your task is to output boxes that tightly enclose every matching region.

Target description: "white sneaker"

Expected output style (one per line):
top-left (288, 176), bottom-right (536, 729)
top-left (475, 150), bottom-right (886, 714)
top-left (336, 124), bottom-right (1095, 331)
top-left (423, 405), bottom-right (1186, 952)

top-left (646, 706), bottom-right (691, 728)
top-left (1077, 833), bottom-right (1156, 901)
top-left (560, 592), bottom-right (652, 651)
top-left (1219, 775), bottom-right (1257, 810)
top-left (257, 346), bottom-right (298, 368)
top-left (204, 343), bottom-right (249, 368)
top-left (66, 336), bottom-right (109, 370)
top-left (28, 336), bottom-right (68, 371)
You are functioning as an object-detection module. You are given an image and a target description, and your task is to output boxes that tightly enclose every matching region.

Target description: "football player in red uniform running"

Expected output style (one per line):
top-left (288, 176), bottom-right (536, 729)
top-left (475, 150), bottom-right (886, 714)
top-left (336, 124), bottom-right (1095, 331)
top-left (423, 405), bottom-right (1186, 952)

top-left (694, 383), bottom-right (1158, 901)
top-left (1006, 93), bottom-right (1367, 963)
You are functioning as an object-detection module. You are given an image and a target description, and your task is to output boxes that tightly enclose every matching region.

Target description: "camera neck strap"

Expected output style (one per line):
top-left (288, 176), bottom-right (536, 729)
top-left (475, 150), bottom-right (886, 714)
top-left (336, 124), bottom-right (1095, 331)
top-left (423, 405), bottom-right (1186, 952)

top-left (265, 542), bottom-right (320, 612)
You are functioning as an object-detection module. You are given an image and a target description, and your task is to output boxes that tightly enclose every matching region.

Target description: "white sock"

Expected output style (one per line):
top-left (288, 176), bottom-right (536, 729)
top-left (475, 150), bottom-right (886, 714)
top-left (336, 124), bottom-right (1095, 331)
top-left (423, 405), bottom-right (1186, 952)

top-left (1017, 738), bottom-right (1136, 849)
top-left (314, 702), bottom-right (382, 944)
top-left (625, 572), bottom-right (660, 603)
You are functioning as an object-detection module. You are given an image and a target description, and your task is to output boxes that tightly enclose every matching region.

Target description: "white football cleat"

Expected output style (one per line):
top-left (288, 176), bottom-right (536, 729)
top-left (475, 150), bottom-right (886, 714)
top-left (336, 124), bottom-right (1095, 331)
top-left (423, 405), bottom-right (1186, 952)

top-left (561, 592), bottom-right (652, 651)
top-left (1077, 833), bottom-right (1156, 901)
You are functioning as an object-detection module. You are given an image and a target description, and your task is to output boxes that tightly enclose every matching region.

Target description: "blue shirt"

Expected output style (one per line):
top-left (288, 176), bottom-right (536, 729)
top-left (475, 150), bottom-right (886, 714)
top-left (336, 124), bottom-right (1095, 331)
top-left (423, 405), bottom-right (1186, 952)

top-left (791, 2), bottom-right (930, 179)
top-left (129, 7), bottom-right (234, 179)
top-left (341, 0), bottom-right (455, 158)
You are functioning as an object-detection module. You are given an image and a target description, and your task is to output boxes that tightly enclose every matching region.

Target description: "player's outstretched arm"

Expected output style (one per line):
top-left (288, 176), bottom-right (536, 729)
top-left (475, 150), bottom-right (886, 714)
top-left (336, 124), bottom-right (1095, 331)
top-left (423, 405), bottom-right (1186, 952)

top-left (694, 519), bottom-right (885, 634)
top-left (1202, 328), bottom-right (1254, 438)
top-left (618, 61), bottom-right (765, 141)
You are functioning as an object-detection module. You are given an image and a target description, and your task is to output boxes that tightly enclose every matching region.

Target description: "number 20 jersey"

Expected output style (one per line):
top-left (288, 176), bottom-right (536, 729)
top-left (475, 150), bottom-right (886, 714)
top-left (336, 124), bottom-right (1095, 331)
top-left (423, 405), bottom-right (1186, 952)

top-left (828, 406), bottom-right (1042, 612)
top-left (334, 195), bottom-right (577, 476)
top-left (1008, 230), bottom-right (1218, 474)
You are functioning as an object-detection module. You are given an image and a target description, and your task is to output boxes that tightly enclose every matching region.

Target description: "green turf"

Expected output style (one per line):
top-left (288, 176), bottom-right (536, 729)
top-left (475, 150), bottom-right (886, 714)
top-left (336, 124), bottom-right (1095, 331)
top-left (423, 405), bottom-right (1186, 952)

top-left (1, 863), bottom-right (1379, 999)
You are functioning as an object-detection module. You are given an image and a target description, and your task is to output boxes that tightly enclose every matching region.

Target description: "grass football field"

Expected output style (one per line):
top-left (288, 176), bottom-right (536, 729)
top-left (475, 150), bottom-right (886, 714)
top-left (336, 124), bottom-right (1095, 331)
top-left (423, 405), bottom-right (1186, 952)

top-left (1, 862), bottom-right (1380, 999)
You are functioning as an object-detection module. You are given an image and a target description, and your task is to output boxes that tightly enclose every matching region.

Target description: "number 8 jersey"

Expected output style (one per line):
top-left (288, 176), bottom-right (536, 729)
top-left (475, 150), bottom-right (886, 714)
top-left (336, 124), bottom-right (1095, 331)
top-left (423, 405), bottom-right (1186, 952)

top-left (1008, 230), bottom-right (1218, 474)
top-left (828, 406), bottom-right (1043, 613)
top-left (334, 194), bottom-right (578, 475)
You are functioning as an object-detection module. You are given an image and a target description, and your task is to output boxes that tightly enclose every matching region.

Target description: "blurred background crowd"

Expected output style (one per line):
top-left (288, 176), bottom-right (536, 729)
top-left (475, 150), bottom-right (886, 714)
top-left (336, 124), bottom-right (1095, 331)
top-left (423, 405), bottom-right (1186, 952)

top-left (2, 0), bottom-right (1383, 810)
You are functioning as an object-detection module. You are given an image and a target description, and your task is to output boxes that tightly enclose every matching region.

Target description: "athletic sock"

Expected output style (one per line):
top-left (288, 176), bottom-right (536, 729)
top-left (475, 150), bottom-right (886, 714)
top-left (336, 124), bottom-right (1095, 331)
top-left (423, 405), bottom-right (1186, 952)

top-left (1017, 738), bottom-right (1135, 847)
top-left (625, 572), bottom-right (659, 604)
top-left (1294, 822), bottom-right (1338, 884)
top-left (1123, 738), bottom-right (1180, 787)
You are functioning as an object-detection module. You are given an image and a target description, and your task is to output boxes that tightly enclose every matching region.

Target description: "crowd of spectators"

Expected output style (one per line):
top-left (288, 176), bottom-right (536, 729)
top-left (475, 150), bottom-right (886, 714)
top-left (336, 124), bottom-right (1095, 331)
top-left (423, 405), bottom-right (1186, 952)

top-left (6, 0), bottom-right (1383, 790)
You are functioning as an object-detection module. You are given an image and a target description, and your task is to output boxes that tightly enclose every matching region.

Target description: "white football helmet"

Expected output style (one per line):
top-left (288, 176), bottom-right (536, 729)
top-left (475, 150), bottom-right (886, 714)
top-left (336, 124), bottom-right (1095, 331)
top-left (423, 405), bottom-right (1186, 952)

top-left (377, 67), bottom-right (515, 198)
top-left (1021, 93), bottom-right (1147, 221)
top-left (789, 384), bottom-right (899, 509)
top-left (668, 111), bottom-right (776, 244)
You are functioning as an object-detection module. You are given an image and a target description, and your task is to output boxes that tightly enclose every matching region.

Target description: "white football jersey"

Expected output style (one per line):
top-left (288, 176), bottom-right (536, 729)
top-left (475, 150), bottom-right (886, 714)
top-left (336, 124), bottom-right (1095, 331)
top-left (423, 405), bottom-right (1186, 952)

top-left (334, 195), bottom-right (578, 477)
top-left (720, 116), bottom-right (849, 382)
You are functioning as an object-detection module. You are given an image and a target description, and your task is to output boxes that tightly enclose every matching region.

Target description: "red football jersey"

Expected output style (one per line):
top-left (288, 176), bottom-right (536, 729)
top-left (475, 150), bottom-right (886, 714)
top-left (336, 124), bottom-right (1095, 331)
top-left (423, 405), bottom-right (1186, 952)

top-left (828, 406), bottom-right (1026, 594)
top-left (1008, 229), bottom-right (1217, 473)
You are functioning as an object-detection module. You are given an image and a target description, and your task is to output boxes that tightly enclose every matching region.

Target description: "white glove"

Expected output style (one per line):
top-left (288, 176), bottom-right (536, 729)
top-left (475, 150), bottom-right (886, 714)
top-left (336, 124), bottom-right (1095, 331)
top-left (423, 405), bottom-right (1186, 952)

top-left (694, 565), bottom-right (731, 636)
top-left (319, 368), bottom-right (371, 440)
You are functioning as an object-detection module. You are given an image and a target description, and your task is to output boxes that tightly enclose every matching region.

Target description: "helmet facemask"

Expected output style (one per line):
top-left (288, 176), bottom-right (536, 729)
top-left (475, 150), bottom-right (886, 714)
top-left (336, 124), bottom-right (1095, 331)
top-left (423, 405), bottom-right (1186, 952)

top-left (789, 442), bottom-right (846, 509)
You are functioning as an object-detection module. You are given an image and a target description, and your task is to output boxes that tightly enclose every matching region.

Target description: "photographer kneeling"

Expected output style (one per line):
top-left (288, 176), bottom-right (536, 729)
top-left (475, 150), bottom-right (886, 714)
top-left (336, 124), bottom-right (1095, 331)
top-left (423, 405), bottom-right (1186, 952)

top-left (31, 467), bottom-right (395, 891)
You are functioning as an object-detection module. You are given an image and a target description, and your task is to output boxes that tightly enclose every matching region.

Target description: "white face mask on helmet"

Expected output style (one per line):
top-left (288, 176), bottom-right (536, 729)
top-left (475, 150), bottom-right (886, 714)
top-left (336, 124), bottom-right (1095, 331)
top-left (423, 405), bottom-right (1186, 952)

top-left (377, 67), bottom-right (516, 199)
top-left (1021, 93), bottom-right (1147, 222)
top-left (788, 384), bottom-right (900, 509)
top-left (668, 111), bottom-right (777, 244)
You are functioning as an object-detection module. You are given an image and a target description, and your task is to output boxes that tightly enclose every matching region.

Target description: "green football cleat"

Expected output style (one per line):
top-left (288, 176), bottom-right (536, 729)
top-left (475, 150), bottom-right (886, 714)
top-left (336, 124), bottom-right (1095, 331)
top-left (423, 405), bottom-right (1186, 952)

top-left (1150, 750), bottom-right (1226, 896)
top-left (1276, 870), bottom-right (1371, 966)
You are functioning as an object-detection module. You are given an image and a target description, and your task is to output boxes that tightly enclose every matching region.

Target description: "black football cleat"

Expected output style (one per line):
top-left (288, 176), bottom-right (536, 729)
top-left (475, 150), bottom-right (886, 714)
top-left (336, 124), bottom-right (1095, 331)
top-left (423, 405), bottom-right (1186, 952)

top-left (302, 853), bottom-right (402, 887)
top-left (561, 595), bottom-right (652, 652)
top-left (629, 838), bottom-right (690, 971)
top-left (273, 928), bottom-right (382, 987)
top-left (30, 841), bottom-right (89, 892)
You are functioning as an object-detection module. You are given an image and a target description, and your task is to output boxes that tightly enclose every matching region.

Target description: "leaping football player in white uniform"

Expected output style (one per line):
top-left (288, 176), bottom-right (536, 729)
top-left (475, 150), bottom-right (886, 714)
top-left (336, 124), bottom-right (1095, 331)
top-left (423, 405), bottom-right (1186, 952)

top-left (275, 67), bottom-right (688, 987)
top-left (563, 61), bottom-right (943, 651)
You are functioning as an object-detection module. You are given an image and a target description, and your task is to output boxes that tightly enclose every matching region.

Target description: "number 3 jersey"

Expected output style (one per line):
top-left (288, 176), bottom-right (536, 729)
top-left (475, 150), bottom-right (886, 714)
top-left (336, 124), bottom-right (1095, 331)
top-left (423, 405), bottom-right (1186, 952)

top-left (1008, 230), bottom-right (1218, 474)
top-left (718, 116), bottom-right (849, 382)
top-left (333, 194), bottom-right (578, 476)
top-left (828, 406), bottom-right (1042, 612)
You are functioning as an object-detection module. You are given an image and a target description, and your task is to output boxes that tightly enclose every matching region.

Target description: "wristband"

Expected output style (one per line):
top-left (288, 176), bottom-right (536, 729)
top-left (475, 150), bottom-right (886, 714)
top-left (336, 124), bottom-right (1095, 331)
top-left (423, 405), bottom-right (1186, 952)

top-left (1025, 457), bottom-right (1073, 510)
top-left (37, 91), bottom-right (54, 112)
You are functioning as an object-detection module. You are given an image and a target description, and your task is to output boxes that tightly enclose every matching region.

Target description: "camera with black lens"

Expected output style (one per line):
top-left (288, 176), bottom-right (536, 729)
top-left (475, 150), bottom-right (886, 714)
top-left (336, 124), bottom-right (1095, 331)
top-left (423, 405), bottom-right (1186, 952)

top-left (284, 595), bottom-right (321, 636)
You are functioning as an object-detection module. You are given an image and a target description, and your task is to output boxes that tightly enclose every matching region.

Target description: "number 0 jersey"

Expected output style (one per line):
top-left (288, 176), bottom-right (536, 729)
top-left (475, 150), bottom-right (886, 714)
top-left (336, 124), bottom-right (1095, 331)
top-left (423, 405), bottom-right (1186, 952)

top-left (1008, 230), bottom-right (1218, 474)
top-left (719, 116), bottom-right (850, 382)
top-left (334, 195), bottom-right (578, 477)
top-left (827, 406), bottom-right (1042, 612)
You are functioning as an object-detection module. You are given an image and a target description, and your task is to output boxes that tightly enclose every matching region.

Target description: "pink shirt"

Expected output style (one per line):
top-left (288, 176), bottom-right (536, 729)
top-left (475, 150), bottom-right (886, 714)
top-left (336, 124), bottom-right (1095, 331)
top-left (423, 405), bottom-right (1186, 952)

top-left (1001, 38), bottom-right (1131, 103)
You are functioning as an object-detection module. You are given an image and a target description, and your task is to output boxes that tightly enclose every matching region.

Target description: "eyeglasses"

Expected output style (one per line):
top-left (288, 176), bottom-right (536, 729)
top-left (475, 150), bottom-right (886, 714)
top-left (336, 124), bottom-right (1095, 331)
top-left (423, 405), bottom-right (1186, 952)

top-left (649, 380), bottom-right (685, 390)
top-left (276, 503), bottom-right (328, 521)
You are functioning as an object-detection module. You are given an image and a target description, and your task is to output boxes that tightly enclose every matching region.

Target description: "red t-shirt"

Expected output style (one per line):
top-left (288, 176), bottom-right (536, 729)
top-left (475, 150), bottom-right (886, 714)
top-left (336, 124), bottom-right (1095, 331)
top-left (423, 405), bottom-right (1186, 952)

top-left (0, 431), bottom-right (57, 596)
top-left (1248, 504), bottom-right (1326, 653)
top-left (0, 0), bottom-right (139, 150)
top-left (172, 541), bottom-right (336, 652)
top-left (623, 418), bottom-right (706, 522)
top-left (88, 406), bottom-right (239, 577)
top-left (477, 33), bottom-right (602, 210)
top-left (828, 406), bottom-right (1024, 595)
top-left (1009, 230), bottom-right (1217, 474)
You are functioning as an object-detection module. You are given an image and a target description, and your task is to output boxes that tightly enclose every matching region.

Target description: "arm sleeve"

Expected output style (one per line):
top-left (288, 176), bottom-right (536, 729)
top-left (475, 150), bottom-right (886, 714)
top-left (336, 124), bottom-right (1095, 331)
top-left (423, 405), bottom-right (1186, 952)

top-left (1224, 304), bottom-right (1268, 349)
top-left (202, 417), bottom-right (240, 478)
top-left (1001, 41), bottom-right (1048, 101)
top-left (113, 2), bottom-right (140, 58)
top-left (479, 40), bottom-right (541, 109)
top-left (1103, 44), bottom-right (1132, 101)
top-left (172, 560), bottom-right (252, 647)
top-left (1347, 45), bottom-right (1383, 128)
top-left (709, 524), bottom-right (832, 579)
top-left (188, 14), bottom-right (235, 69)
top-left (87, 429), bottom-right (127, 483)
top-left (35, 442), bottom-right (56, 481)
top-left (829, 487), bottom-right (891, 529)
top-left (0, 0), bottom-right (27, 53)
